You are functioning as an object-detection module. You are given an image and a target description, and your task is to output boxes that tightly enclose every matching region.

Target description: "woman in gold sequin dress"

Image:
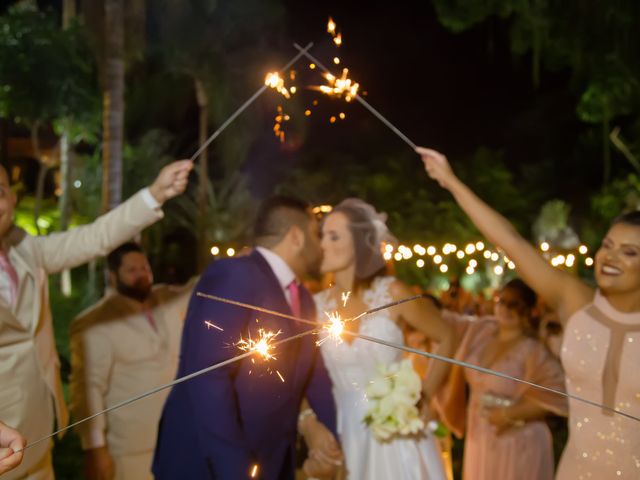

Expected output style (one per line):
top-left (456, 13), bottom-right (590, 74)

top-left (416, 147), bottom-right (640, 479)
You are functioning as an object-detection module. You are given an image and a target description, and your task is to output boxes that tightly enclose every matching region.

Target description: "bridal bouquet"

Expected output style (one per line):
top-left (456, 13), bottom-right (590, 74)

top-left (363, 359), bottom-right (425, 441)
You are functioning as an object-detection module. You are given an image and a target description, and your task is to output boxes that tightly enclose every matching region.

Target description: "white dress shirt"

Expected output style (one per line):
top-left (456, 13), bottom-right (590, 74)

top-left (255, 246), bottom-right (296, 307)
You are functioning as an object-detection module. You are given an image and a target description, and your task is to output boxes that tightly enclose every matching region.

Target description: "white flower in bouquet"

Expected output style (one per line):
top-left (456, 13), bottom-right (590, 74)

top-left (363, 359), bottom-right (425, 442)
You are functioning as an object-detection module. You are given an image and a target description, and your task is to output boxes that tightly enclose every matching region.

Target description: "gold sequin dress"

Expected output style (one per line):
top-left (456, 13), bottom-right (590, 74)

top-left (557, 291), bottom-right (640, 479)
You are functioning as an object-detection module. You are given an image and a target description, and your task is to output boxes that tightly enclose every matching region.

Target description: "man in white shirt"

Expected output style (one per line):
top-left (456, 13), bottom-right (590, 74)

top-left (70, 242), bottom-right (194, 480)
top-left (0, 160), bottom-right (191, 480)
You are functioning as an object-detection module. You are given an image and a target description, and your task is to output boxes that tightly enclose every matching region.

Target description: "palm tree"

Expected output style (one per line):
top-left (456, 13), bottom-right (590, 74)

top-left (101, 0), bottom-right (125, 212)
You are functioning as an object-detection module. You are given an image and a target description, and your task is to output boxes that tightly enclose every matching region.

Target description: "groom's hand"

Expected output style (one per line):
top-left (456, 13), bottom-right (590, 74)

top-left (302, 418), bottom-right (342, 472)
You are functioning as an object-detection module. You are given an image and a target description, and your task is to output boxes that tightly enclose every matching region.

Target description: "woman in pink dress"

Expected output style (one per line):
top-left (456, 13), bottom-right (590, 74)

top-left (436, 279), bottom-right (567, 479)
top-left (417, 147), bottom-right (640, 479)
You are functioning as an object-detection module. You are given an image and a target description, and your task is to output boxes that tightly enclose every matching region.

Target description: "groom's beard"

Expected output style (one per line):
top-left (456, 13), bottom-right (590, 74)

top-left (116, 278), bottom-right (152, 303)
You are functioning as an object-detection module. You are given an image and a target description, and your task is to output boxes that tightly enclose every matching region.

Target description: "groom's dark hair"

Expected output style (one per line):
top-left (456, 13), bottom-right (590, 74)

top-left (253, 195), bottom-right (312, 247)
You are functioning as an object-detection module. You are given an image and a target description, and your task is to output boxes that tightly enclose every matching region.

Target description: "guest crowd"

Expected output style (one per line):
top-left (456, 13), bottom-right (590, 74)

top-left (1, 147), bottom-right (638, 479)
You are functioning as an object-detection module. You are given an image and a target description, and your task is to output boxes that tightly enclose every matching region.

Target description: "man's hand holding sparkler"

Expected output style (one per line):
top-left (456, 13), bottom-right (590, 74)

top-left (0, 421), bottom-right (25, 475)
top-left (148, 159), bottom-right (193, 204)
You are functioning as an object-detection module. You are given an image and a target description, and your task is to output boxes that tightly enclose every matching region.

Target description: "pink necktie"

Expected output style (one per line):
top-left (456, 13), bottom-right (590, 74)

top-left (287, 281), bottom-right (302, 318)
top-left (143, 309), bottom-right (158, 331)
top-left (0, 250), bottom-right (19, 306)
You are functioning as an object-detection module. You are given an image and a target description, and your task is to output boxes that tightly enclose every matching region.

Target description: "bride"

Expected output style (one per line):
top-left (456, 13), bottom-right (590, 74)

top-left (313, 198), bottom-right (454, 479)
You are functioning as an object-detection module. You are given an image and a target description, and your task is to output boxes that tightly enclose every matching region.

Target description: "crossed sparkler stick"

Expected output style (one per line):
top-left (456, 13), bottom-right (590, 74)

top-left (19, 292), bottom-right (640, 455)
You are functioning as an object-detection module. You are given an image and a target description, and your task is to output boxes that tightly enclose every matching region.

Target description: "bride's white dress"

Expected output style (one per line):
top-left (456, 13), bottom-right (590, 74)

top-left (315, 276), bottom-right (446, 479)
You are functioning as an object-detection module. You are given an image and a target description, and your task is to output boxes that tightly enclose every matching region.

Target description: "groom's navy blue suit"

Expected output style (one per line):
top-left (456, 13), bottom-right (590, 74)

top-left (153, 250), bottom-right (336, 479)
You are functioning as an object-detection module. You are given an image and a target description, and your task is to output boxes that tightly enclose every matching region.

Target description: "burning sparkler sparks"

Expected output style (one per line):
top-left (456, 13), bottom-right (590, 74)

top-left (265, 72), bottom-right (292, 99)
top-left (273, 105), bottom-right (290, 142)
top-left (327, 17), bottom-right (336, 34)
top-left (204, 321), bottom-right (224, 332)
top-left (342, 291), bottom-right (351, 307)
top-left (327, 17), bottom-right (342, 46)
top-left (314, 68), bottom-right (360, 102)
top-left (317, 311), bottom-right (346, 346)
top-left (236, 328), bottom-right (282, 360)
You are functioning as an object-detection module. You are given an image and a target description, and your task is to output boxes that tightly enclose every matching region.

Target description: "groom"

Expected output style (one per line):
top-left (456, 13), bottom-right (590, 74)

top-left (153, 196), bottom-right (340, 479)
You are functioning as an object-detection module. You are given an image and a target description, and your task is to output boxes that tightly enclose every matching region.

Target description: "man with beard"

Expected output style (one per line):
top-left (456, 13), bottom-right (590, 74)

top-left (70, 242), bottom-right (194, 480)
top-left (153, 196), bottom-right (341, 480)
top-left (0, 160), bottom-right (191, 480)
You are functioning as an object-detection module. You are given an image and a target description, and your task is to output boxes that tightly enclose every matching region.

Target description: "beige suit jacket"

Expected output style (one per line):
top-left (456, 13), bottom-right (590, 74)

top-left (0, 190), bottom-right (163, 478)
top-left (69, 282), bottom-right (193, 456)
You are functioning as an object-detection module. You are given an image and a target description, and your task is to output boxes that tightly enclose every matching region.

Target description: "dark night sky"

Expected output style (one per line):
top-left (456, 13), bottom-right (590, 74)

top-left (281, 0), bottom-right (564, 154)
top-left (16, 0), bottom-right (596, 205)
top-left (237, 0), bottom-right (589, 202)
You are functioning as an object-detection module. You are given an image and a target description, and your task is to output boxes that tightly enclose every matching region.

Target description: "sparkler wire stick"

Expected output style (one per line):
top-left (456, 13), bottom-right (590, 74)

top-left (293, 42), bottom-right (417, 150)
top-left (196, 291), bottom-right (424, 325)
top-left (199, 292), bottom-right (640, 423)
top-left (344, 331), bottom-right (640, 423)
top-left (189, 42), bottom-right (314, 162)
top-left (17, 328), bottom-right (318, 454)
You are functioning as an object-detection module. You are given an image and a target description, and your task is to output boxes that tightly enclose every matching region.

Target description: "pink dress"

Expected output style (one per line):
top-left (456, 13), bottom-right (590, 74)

top-left (435, 318), bottom-right (567, 480)
top-left (556, 291), bottom-right (640, 479)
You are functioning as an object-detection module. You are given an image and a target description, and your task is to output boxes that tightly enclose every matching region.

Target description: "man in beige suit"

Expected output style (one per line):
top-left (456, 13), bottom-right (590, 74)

top-left (70, 242), bottom-right (194, 480)
top-left (0, 160), bottom-right (192, 480)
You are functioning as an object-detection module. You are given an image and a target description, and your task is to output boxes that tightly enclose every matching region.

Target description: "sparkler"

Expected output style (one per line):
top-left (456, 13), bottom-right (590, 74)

top-left (189, 42), bottom-right (313, 162)
top-left (236, 328), bottom-right (282, 360)
top-left (317, 311), bottom-right (345, 346)
top-left (293, 42), bottom-right (418, 150)
top-left (341, 291), bottom-right (351, 307)
top-left (17, 327), bottom-right (319, 453)
top-left (198, 292), bottom-right (640, 423)
top-left (343, 330), bottom-right (640, 423)
top-left (265, 72), bottom-right (292, 99)
top-left (312, 67), bottom-right (360, 102)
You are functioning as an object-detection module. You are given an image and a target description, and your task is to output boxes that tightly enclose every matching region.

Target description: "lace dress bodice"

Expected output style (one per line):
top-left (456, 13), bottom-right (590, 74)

top-left (315, 276), bottom-right (404, 396)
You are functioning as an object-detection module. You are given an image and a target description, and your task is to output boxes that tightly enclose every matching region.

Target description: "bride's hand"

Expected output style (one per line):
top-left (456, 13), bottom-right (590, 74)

top-left (419, 398), bottom-right (434, 424)
top-left (301, 417), bottom-right (343, 466)
top-left (415, 147), bottom-right (457, 190)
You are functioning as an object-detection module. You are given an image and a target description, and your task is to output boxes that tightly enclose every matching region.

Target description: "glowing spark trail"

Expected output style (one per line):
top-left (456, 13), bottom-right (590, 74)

top-left (204, 321), bottom-right (224, 331)
top-left (342, 291), bottom-right (351, 307)
top-left (197, 292), bottom-right (640, 423)
top-left (293, 42), bottom-right (417, 150)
